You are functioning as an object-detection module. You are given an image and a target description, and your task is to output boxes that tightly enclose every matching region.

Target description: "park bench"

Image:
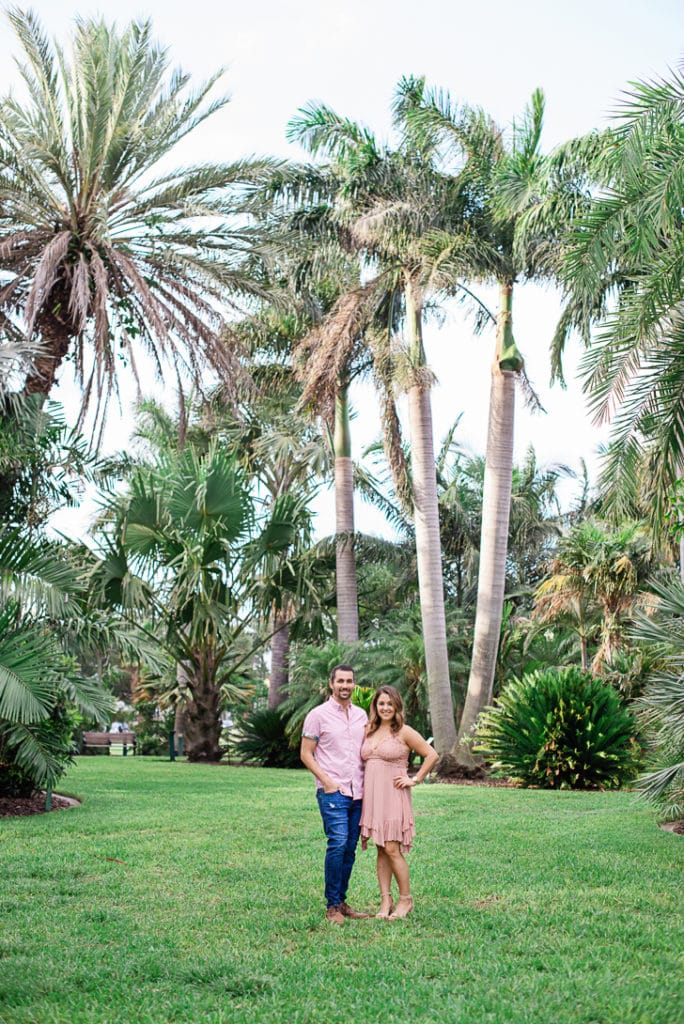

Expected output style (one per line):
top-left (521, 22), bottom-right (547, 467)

top-left (82, 731), bottom-right (137, 756)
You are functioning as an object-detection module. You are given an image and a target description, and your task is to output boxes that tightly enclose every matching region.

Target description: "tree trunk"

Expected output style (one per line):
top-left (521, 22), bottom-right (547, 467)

top-left (334, 384), bottom-right (359, 642)
top-left (405, 276), bottom-right (456, 756)
top-left (23, 302), bottom-right (73, 400)
top-left (452, 282), bottom-right (518, 768)
top-left (268, 610), bottom-right (290, 708)
top-left (173, 701), bottom-right (185, 756)
top-left (181, 648), bottom-right (223, 762)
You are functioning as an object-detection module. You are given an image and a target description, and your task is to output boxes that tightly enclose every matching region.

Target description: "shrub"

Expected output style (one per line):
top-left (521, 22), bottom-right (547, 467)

top-left (0, 699), bottom-right (81, 797)
top-left (234, 708), bottom-right (302, 768)
top-left (475, 667), bottom-right (640, 789)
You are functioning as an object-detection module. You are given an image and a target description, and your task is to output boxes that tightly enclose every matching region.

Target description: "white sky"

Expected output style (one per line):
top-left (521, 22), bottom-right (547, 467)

top-left (1, 0), bottom-right (682, 538)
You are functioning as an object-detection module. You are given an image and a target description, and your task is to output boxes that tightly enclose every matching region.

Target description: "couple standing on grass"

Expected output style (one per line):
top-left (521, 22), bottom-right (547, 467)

top-left (300, 664), bottom-right (438, 924)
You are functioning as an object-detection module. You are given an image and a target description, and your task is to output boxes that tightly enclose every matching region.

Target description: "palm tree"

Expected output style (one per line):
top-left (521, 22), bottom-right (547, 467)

top-left (286, 99), bottom-right (471, 755)
top-left (533, 523), bottom-right (602, 671)
top-left (403, 83), bottom-right (585, 764)
top-left (222, 383), bottom-right (330, 708)
top-left (89, 440), bottom-right (298, 760)
top-left (268, 205), bottom-right (402, 646)
top-left (0, 9), bottom-right (274, 426)
top-left (437, 433), bottom-right (566, 607)
top-left (534, 519), bottom-right (653, 674)
top-left (563, 65), bottom-right (684, 548)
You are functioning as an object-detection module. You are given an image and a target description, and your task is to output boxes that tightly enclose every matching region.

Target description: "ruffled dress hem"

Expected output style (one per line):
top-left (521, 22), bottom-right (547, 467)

top-left (361, 819), bottom-right (414, 853)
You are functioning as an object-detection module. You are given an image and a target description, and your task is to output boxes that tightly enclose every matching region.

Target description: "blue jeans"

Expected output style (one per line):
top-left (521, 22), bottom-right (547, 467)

top-left (316, 789), bottom-right (363, 907)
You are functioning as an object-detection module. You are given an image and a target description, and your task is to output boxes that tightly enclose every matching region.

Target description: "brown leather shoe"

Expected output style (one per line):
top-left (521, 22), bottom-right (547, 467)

top-left (338, 902), bottom-right (369, 919)
top-left (325, 905), bottom-right (345, 924)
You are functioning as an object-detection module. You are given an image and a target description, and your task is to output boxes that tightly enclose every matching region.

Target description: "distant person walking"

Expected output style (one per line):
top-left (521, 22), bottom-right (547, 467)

top-left (360, 686), bottom-right (438, 920)
top-left (300, 664), bottom-right (369, 924)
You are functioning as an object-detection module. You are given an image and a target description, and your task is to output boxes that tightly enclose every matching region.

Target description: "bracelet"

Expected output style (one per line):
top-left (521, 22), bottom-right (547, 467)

top-left (412, 776), bottom-right (422, 785)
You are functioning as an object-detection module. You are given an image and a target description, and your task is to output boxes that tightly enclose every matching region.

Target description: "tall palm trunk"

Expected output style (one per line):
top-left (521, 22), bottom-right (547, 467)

top-left (405, 275), bottom-right (456, 755)
top-left (453, 282), bottom-right (519, 766)
top-left (334, 383), bottom-right (359, 642)
top-left (24, 295), bottom-right (74, 399)
top-left (268, 609), bottom-right (290, 708)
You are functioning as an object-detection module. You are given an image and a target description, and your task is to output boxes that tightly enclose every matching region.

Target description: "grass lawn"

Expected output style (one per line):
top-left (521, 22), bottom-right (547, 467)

top-left (0, 758), bottom-right (682, 1024)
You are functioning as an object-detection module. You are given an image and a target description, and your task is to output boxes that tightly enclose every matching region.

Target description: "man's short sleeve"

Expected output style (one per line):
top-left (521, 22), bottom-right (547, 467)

top-left (302, 706), bottom-right (321, 741)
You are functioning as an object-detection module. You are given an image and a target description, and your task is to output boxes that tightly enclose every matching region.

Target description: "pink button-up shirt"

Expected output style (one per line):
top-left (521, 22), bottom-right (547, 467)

top-left (302, 699), bottom-right (367, 799)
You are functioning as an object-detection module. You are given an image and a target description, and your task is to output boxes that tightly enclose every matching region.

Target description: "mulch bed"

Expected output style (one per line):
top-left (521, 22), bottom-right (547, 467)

top-left (0, 793), bottom-right (78, 818)
top-left (434, 774), bottom-right (515, 787)
top-left (660, 819), bottom-right (684, 835)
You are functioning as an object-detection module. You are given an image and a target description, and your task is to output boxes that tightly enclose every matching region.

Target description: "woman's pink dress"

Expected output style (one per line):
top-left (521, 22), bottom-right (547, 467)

top-left (360, 732), bottom-right (415, 852)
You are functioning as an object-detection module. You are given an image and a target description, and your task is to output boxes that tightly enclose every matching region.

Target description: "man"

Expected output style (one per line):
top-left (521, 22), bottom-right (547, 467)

top-left (301, 664), bottom-right (369, 924)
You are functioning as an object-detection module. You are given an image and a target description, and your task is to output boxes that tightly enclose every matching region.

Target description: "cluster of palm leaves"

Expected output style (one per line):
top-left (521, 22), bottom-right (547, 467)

top-left (565, 68), bottom-right (684, 536)
top-left (630, 580), bottom-right (684, 819)
top-left (0, 521), bottom-right (132, 794)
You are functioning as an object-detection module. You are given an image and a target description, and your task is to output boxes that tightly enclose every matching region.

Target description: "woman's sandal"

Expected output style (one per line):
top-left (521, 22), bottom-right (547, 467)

top-left (388, 895), bottom-right (413, 920)
top-left (375, 892), bottom-right (395, 919)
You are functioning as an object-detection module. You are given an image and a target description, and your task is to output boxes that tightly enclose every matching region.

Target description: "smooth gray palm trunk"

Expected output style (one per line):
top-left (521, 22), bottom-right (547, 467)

top-left (405, 279), bottom-right (456, 755)
top-left (454, 283), bottom-right (518, 765)
top-left (334, 385), bottom-right (359, 642)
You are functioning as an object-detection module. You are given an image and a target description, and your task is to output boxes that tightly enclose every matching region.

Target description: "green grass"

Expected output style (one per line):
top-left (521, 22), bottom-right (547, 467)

top-left (0, 759), bottom-right (682, 1024)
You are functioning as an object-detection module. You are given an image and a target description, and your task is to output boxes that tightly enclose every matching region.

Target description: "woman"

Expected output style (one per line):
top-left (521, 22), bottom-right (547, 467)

top-left (360, 686), bottom-right (439, 920)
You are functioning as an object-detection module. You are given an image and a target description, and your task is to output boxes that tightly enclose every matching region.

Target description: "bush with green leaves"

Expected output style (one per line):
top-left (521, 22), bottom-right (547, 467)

top-left (0, 592), bottom-right (112, 794)
top-left (234, 707), bottom-right (302, 768)
top-left (475, 667), bottom-right (640, 789)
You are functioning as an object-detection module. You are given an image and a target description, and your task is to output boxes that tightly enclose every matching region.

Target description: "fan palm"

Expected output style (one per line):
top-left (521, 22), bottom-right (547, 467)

top-left (89, 440), bottom-right (299, 760)
top-left (0, 9), bottom-right (275, 426)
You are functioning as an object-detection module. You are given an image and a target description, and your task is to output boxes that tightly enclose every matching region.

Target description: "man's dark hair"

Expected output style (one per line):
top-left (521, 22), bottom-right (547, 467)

top-left (329, 663), bottom-right (355, 684)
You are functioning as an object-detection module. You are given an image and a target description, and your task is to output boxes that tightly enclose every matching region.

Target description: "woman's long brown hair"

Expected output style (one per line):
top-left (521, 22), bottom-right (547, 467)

top-left (368, 685), bottom-right (405, 735)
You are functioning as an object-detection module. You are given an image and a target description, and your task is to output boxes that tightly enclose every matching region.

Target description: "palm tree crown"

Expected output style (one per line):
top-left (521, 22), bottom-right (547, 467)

top-left (0, 9), bottom-right (275, 425)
